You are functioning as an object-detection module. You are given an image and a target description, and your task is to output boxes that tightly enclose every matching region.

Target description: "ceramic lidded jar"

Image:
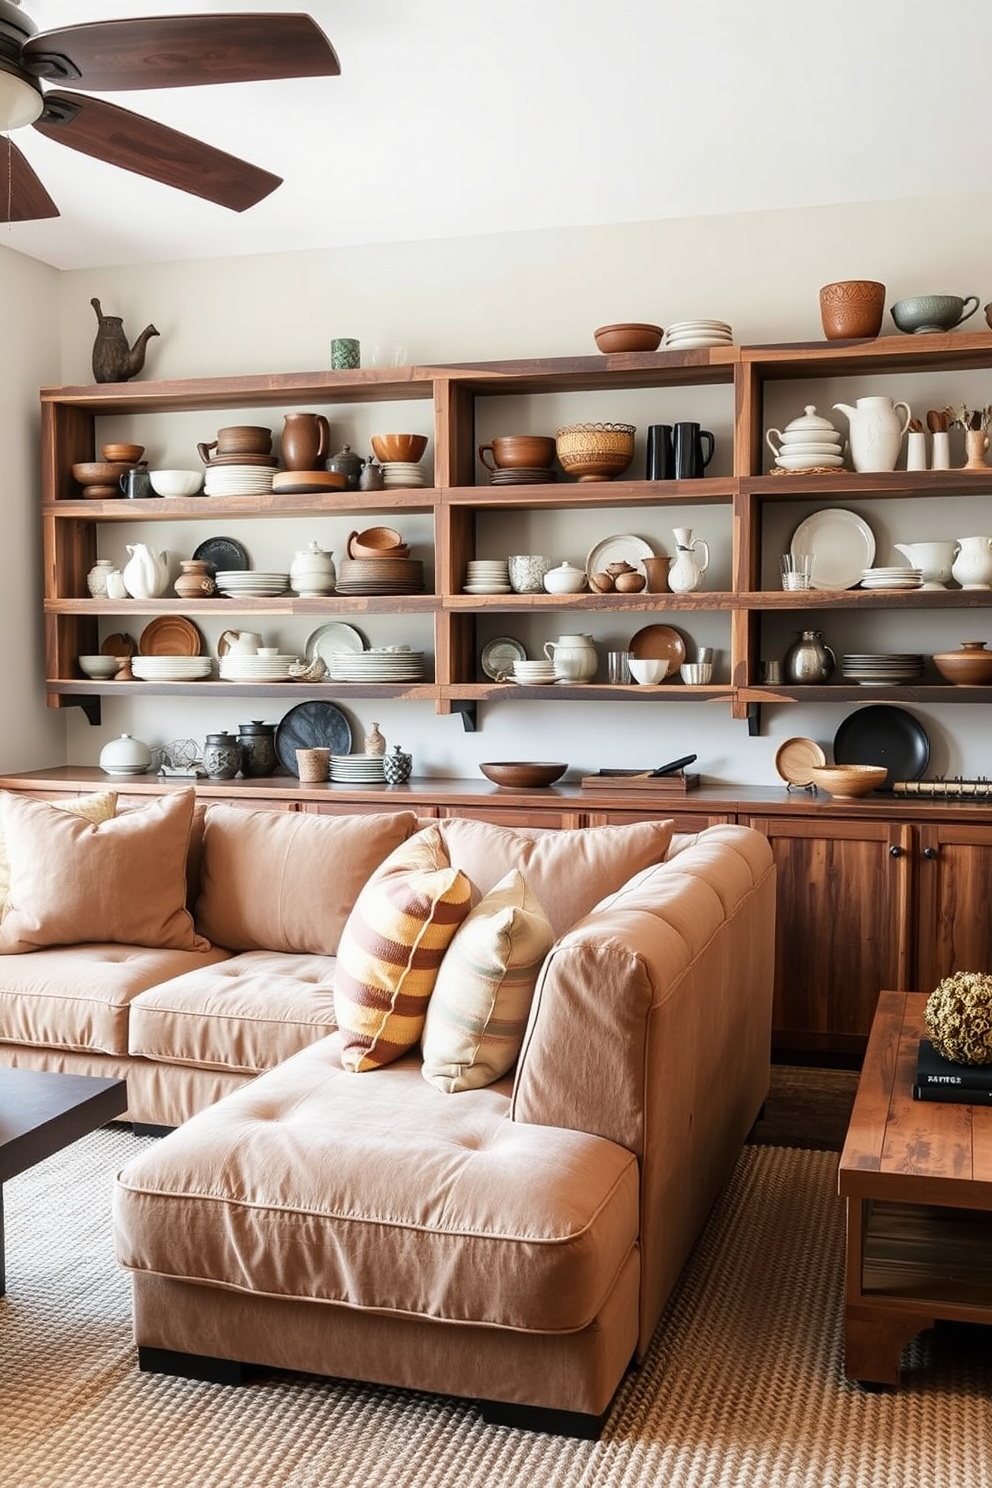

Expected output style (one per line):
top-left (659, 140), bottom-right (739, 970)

top-left (202, 731), bottom-right (242, 780)
top-left (326, 442), bottom-right (363, 491)
top-left (99, 733), bottom-right (152, 776)
top-left (383, 744), bottom-right (413, 784)
top-left (289, 540), bottom-right (336, 596)
top-left (236, 720), bottom-right (277, 777)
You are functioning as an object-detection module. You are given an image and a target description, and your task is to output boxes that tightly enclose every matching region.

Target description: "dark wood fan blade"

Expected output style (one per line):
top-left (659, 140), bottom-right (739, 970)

top-left (0, 138), bottom-right (59, 222)
top-left (33, 92), bottom-right (282, 212)
top-left (23, 14), bottom-right (341, 90)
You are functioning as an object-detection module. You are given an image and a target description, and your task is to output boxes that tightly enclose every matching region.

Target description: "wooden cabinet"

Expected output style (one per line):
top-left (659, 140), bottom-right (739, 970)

top-left (915, 820), bottom-right (992, 991)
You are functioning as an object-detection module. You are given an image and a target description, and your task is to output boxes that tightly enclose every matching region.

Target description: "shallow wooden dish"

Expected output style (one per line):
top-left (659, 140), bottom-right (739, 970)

top-left (479, 761), bottom-right (568, 788)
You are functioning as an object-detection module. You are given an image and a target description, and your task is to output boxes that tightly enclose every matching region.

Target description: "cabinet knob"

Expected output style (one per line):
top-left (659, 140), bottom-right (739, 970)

top-left (889, 845), bottom-right (904, 858)
top-left (923, 846), bottom-right (938, 860)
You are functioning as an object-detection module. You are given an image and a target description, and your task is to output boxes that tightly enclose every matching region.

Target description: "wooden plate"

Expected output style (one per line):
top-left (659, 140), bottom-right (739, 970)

top-left (271, 470), bottom-right (347, 493)
top-left (627, 624), bottom-right (688, 669)
top-left (100, 631), bottom-right (137, 659)
top-left (138, 616), bottom-right (205, 657)
top-left (775, 736), bottom-right (827, 787)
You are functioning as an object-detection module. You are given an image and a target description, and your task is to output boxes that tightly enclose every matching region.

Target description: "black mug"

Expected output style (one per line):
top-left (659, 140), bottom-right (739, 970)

top-left (119, 465), bottom-right (155, 499)
top-left (645, 424), bottom-right (675, 480)
top-left (673, 422), bottom-right (715, 480)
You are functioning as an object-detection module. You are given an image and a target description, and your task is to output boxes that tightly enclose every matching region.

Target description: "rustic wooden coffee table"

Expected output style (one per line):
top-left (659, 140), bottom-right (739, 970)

top-left (0, 1067), bottom-right (128, 1294)
top-left (838, 989), bottom-right (992, 1385)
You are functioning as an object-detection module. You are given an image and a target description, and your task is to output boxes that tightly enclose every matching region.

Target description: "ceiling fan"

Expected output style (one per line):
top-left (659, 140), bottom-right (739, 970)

top-left (0, 4), bottom-right (340, 221)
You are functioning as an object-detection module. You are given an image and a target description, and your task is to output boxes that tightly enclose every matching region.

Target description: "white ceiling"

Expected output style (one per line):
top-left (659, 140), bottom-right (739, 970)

top-left (2, 0), bottom-right (988, 272)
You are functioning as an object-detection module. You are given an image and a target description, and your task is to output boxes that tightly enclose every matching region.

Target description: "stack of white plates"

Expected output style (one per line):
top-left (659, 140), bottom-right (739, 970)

top-left (665, 319), bottom-right (734, 349)
top-left (328, 648), bottom-right (426, 682)
top-left (464, 559), bottom-right (511, 594)
top-left (841, 653), bottom-right (925, 685)
top-left (859, 567), bottom-right (924, 590)
top-left (214, 570), bottom-right (291, 596)
top-left (511, 660), bottom-right (557, 685)
top-left (381, 461), bottom-right (426, 489)
top-left (203, 463), bottom-right (276, 497)
top-left (219, 653), bottom-right (299, 682)
top-left (329, 753), bottom-right (386, 783)
top-left (130, 656), bottom-right (214, 681)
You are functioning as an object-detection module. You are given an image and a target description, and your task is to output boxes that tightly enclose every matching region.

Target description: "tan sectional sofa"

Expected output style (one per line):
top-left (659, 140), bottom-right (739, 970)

top-left (0, 787), bottom-right (775, 1436)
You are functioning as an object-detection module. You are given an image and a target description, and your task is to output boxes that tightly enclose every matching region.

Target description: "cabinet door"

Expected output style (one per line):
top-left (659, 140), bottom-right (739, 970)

top-left (916, 822), bottom-right (992, 991)
top-left (745, 815), bottom-right (913, 1058)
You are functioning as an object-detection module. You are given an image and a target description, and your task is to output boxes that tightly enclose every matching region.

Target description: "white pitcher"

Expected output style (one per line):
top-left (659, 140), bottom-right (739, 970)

top-left (832, 395), bottom-right (911, 472)
top-left (951, 535), bottom-right (992, 590)
top-left (667, 527), bottom-right (710, 594)
top-left (543, 633), bottom-right (598, 682)
top-left (121, 543), bottom-right (170, 599)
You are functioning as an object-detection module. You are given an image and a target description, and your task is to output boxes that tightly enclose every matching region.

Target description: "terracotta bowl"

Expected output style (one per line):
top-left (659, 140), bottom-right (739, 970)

top-left (348, 525), bottom-right (404, 556)
top-left (809, 764), bottom-right (888, 799)
top-left (370, 433), bottom-right (428, 465)
top-left (555, 422), bottom-right (635, 481)
top-left (479, 761), bottom-right (568, 789)
top-left (932, 641), bottom-right (992, 685)
top-left (101, 443), bottom-right (144, 463)
top-left (216, 425), bottom-right (273, 453)
top-left (478, 435), bottom-right (556, 470)
top-left (818, 281), bottom-right (886, 340)
top-left (593, 322), bottom-right (664, 353)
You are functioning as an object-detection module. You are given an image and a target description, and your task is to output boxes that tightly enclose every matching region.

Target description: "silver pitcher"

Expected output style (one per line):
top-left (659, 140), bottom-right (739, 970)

top-left (784, 629), bottom-right (835, 684)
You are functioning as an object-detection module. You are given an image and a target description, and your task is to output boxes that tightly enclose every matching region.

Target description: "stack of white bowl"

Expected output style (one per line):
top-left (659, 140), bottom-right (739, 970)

top-left (382, 461), bottom-right (426, 489)
top-left (664, 319), bottom-right (734, 349)
top-left (464, 559), bottom-right (510, 593)
top-left (766, 405), bottom-right (845, 471)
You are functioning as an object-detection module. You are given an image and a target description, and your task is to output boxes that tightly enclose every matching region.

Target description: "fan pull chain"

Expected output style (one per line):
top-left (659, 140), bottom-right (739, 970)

top-left (5, 135), bottom-right (10, 230)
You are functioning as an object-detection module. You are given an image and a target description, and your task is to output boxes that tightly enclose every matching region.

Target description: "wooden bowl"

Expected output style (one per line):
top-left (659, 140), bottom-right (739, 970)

top-left (932, 641), bottom-right (992, 685)
top-left (593, 322), bottom-right (663, 353)
top-left (818, 281), bottom-right (886, 340)
top-left (555, 422), bottom-right (635, 482)
top-left (479, 761), bottom-right (568, 789)
top-left (809, 764), bottom-right (888, 799)
top-left (71, 460), bottom-right (130, 486)
top-left (370, 433), bottom-right (428, 465)
top-left (101, 443), bottom-right (144, 463)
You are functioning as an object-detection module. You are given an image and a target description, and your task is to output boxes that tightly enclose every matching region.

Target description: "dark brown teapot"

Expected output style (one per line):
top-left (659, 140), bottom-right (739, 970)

top-left (91, 297), bottom-right (159, 383)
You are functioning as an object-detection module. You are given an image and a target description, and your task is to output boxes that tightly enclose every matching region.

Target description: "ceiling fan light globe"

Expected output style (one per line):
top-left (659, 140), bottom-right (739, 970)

top-left (0, 58), bottom-right (42, 130)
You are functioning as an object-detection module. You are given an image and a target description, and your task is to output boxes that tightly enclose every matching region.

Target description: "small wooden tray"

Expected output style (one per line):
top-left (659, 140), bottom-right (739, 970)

top-left (580, 770), bottom-right (700, 793)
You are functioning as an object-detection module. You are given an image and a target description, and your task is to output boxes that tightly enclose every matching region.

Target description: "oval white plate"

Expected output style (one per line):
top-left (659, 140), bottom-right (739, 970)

top-left (790, 509), bottom-right (876, 589)
top-left (585, 533), bottom-right (655, 582)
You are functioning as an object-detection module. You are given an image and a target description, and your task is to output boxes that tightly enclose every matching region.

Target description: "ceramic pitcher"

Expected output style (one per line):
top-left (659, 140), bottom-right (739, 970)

top-left (282, 412), bottom-right (330, 471)
top-left (121, 543), bottom-right (170, 599)
top-left (543, 633), bottom-right (598, 681)
top-left (832, 395), bottom-right (911, 472)
top-left (667, 527), bottom-right (710, 593)
top-left (951, 535), bottom-right (992, 590)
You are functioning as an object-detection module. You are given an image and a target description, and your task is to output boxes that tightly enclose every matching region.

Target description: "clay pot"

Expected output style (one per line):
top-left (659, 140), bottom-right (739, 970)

top-left (174, 559), bottom-right (216, 599)
top-left (818, 280), bottom-right (886, 340)
top-left (932, 641), bottom-right (992, 686)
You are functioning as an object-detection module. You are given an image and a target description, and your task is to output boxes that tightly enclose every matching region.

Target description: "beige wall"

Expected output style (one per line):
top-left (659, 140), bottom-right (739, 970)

top-left (23, 190), bottom-right (992, 782)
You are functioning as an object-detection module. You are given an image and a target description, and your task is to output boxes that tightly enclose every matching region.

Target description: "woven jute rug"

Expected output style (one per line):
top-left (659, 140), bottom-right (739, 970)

top-left (1, 1127), bottom-right (989, 1488)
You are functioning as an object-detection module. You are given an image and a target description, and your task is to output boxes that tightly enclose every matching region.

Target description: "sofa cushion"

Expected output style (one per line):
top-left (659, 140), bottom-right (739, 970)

top-left (0, 790), bottom-right (118, 919)
top-left (113, 1034), bottom-right (640, 1332)
top-left (129, 950), bottom-right (338, 1074)
top-left (0, 789), bottom-right (207, 955)
top-left (421, 869), bottom-right (553, 1093)
top-left (437, 817), bottom-right (675, 938)
top-left (194, 806), bottom-right (419, 956)
top-left (334, 825), bottom-right (472, 1072)
top-left (0, 943), bottom-right (230, 1056)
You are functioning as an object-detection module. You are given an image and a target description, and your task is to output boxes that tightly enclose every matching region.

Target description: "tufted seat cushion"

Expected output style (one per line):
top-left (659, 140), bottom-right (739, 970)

top-left (129, 950), bottom-right (338, 1074)
top-left (114, 1033), bottom-right (640, 1333)
top-left (0, 943), bottom-right (231, 1055)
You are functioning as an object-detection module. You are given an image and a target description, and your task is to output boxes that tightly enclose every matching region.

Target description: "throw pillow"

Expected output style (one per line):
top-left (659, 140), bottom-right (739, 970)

top-left (421, 868), bottom-right (554, 1093)
top-left (194, 805), bottom-right (419, 955)
top-left (0, 789), bottom-right (118, 918)
top-left (0, 788), bottom-right (208, 954)
top-left (437, 816), bottom-right (676, 937)
top-left (334, 824), bottom-right (472, 1072)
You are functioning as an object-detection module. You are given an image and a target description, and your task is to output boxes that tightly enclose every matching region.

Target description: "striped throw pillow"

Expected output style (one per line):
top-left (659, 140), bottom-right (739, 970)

top-left (334, 825), bottom-right (472, 1072)
top-left (421, 869), bottom-right (554, 1093)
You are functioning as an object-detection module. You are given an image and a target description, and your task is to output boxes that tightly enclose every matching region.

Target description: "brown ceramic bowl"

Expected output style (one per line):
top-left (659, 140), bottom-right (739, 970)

top-left (593, 322), bottom-right (664, 353)
top-left (216, 425), bottom-right (273, 453)
top-left (479, 761), bottom-right (568, 789)
top-left (809, 764), bottom-right (888, 799)
top-left (348, 525), bottom-right (404, 555)
top-left (370, 433), bottom-right (428, 465)
top-left (101, 442), bottom-right (144, 463)
top-left (478, 435), bottom-right (556, 471)
top-left (556, 422), bottom-right (635, 481)
top-left (932, 641), bottom-right (992, 685)
top-left (818, 281), bottom-right (886, 340)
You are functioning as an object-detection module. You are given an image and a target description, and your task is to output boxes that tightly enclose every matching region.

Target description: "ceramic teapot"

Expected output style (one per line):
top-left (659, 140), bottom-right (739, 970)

top-left (667, 527), bottom-right (710, 594)
top-left (951, 535), bottom-right (992, 590)
top-left (832, 395), bottom-right (911, 473)
top-left (542, 633), bottom-right (598, 682)
top-left (121, 543), bottom-right (170, 599)
top-left (289, 540), bottom-right (336, 596)
top-left (893, 540), bottom-right (957, 590)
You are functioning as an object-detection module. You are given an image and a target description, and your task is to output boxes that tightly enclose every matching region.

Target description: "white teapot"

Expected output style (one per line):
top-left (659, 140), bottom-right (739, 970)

top-left (832, 396), bottom-right (911, 473)
top-left (122, 543), bottom-right (170, 599)
top-left (543, 633), bottom-right (598, 682)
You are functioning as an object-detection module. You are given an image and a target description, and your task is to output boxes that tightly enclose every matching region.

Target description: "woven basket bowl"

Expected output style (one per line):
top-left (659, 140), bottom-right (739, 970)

top-left (555, 422), bottom-right (635, 481)
top-left (809, 764), bottom-right (888, 799)
top-left (818, 280), bottom-right (886, 340)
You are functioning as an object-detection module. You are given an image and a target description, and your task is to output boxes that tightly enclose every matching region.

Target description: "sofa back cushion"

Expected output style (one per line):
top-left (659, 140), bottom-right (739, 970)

top-left (437, 816), bottom-right (675, 938)
top-left (194, 805), bottom-right (420, 955)
top-left (0, 788), bottom-right (207, 953)
top-left (334, 824), bottom-right (472, 1072)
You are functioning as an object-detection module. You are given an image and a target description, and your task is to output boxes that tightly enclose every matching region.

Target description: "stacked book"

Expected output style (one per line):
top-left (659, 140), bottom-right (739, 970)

top-left (913, 1039), bottom-right (992, 1105)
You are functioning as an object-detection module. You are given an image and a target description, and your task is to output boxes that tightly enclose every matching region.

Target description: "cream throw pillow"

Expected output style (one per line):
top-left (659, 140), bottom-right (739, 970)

top-left (0, 788), bottom-right (207, 953)
top-left (334, 824), bottom-right (472, 1072)
top-left (0, 790), bottom-right (119, 918)
top-left (421, 869), bottom-right (553, 1093)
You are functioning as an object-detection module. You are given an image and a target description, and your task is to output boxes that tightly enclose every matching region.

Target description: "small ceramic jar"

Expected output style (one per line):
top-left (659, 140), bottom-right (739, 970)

top-left (290, 540), bottom-right (336, 596)
top-left (99, 733), bottom-right (152, 776)
top-left (87, 558), bottom-right (116, 598)
top-left (383, 744), bottom-right (413, 784)
top-left (236, 720), bottom-right (277, 777)
top-left (543, 561), bottom-right (588, 594)
top-left (202, 731), bottom-right (242, 780)
top-left (174, 559), bottom-right (216, 599)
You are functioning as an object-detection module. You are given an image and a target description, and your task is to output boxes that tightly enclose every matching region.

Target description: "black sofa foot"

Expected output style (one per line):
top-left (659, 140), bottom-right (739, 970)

top-left (138, 1346), bottom-right (246, 1384)
top-left (478, 1398), bottom-right (609, 1439)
